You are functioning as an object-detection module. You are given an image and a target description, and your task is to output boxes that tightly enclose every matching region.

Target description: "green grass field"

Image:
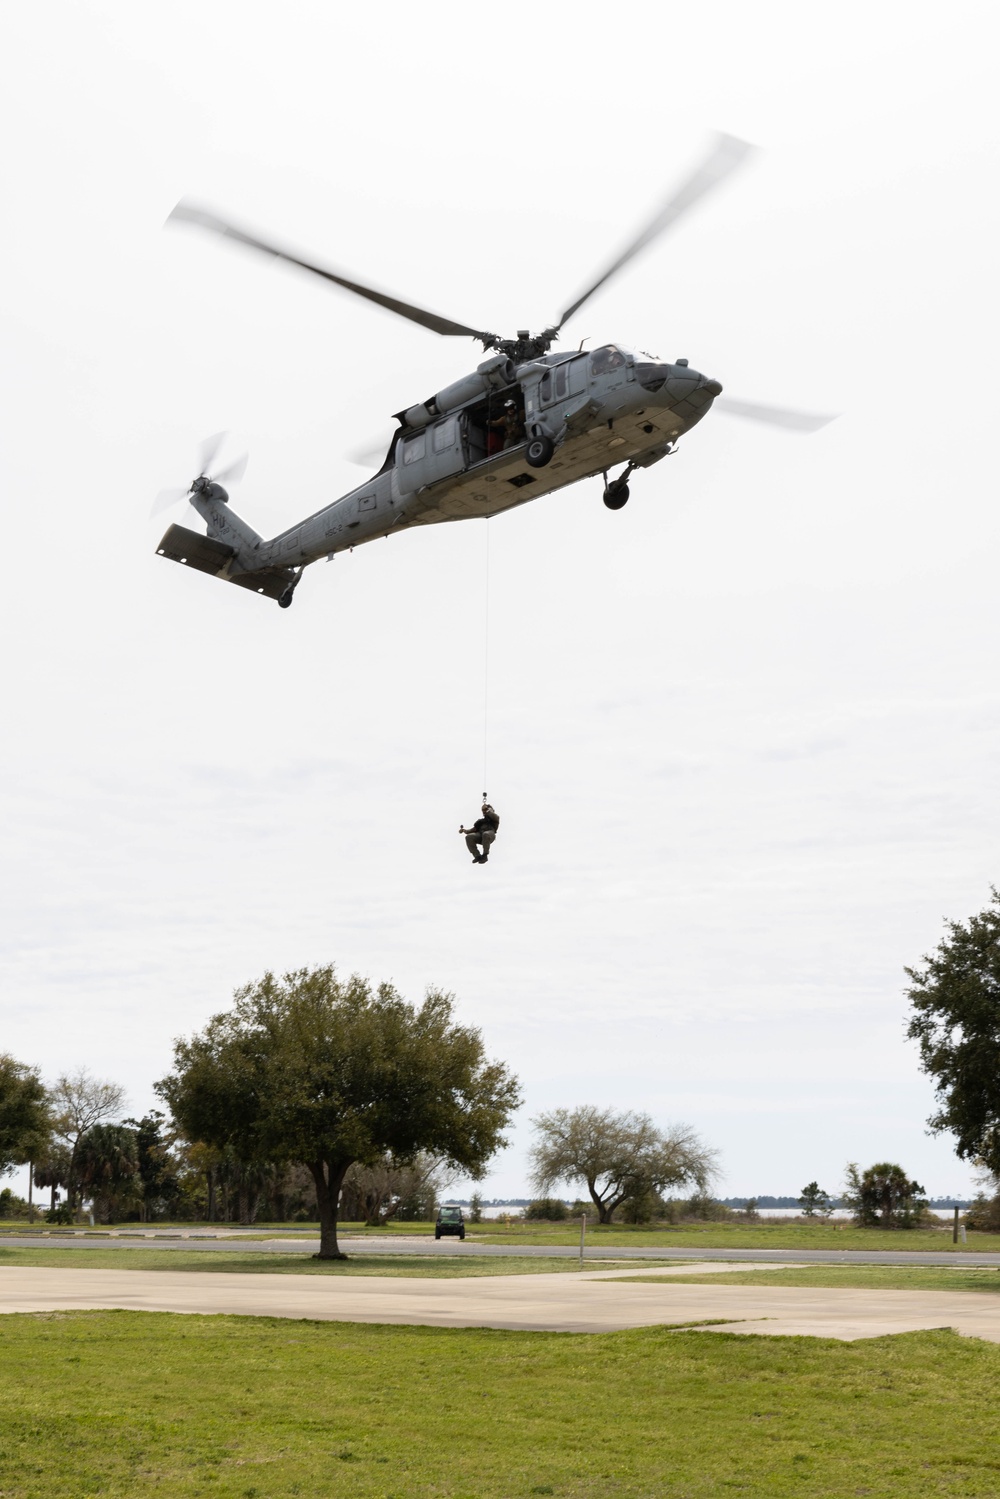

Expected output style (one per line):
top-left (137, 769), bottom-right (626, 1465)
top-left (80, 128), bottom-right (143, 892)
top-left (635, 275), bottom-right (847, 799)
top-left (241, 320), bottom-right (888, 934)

top-left (474, 1222), bottom-right (1000, 1253)
top-left (2, 1312), bottom-right (1000, 1497)
top-left (4, 1219), bottom-right (1000, 1253)
top-left (621, 1263), bottom-right (1000, 1293)
top-left (0, 1247), bottom-right (669, 1278)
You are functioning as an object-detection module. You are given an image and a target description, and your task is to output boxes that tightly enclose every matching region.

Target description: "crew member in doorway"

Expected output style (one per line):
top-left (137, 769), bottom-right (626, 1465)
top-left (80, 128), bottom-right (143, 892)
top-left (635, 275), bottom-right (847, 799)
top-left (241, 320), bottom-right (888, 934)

top-left (489, 400), bottom-right (524, 450)
top-left (460, 800), bottom-right (500, 864)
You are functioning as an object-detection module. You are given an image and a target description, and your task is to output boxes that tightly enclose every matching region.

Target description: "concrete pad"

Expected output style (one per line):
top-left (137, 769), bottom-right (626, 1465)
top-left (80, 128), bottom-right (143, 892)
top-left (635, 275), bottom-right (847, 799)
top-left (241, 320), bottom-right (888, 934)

top-left (4, 1264), bottom-right (1000, 1340)
top-left (584, 1261), bottom-right (811, 1278)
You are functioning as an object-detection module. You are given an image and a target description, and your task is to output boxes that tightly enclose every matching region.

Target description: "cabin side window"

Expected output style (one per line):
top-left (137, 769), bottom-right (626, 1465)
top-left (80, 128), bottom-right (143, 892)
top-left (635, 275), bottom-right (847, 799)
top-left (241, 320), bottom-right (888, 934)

top-left (432, 418), bottom-right (457, 454)
top-left (402, 432), bottom-right (426, 464)
top-left (539, 363), bottom-right (573, 406)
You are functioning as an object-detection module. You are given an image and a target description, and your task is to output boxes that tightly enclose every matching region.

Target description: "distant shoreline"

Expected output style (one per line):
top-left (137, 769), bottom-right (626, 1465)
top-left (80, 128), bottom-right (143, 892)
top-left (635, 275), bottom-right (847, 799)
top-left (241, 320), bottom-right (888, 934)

top-left (443, 1196), bottom-right (976, 1212)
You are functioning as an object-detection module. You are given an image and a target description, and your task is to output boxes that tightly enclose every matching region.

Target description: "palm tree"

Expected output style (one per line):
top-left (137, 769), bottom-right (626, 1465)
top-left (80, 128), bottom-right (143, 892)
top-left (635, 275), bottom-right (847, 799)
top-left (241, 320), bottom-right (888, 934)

top-left (76, 1124), bottom-right (139, 1224)
top-left (33, 1145), bottom-right (71, 1214)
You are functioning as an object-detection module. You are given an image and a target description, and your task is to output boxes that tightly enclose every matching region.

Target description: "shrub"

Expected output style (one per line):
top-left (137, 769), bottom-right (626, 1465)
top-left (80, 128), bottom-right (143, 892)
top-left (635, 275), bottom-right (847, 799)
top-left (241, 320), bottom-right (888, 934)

top-left (684, 1193), bottom-right (734, 1222)
top-left (570, 1199), bottom-right (599, 1223)
top-left (964, 1193), bottom-right (1000, 1231)
top-left (620, 1188), bottom-right (666, 1224)
top-left (0, 1188), bottom-right (30, 1220)
top-left (524, 1198), bottom-right (568, 1221)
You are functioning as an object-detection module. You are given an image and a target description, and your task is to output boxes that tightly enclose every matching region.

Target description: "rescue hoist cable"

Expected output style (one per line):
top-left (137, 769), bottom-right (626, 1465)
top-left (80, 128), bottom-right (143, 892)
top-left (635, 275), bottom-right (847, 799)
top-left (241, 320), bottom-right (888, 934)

top-left (482, 517), bottom-right (490, 796)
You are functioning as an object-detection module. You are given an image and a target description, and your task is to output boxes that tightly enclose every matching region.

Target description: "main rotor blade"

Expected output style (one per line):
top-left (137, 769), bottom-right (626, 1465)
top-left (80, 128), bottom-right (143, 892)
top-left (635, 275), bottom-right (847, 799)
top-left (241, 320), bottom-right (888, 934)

top-left (557, 133), bottom-right (757, 330)
top-left (169, 201), bottom-right (491, 340)
top-left (715, 396), bottom-right (837, 433)
top-left (346, 434), bottom-right (395, 469)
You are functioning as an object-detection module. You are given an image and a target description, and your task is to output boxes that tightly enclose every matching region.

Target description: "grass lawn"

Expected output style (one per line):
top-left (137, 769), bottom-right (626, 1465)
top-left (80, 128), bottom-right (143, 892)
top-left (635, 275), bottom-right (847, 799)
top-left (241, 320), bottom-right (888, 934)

top-left (0, 1247), bottom-right (673, 1278)
top-left (619, 1264), bottom-right (1000, 1293)
top-left (3, 1312), bottom-right (1000, 1497)
top-left (474, 1222), bottom-right (1000, 1253)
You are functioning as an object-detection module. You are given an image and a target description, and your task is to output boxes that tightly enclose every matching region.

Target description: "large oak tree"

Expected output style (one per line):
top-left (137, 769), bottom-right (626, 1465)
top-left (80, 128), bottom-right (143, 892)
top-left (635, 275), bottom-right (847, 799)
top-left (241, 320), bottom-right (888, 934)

top-left (157, 965), bottom-right (521, 1257)
top-left (906, 890), bottom-right (1000, 1173)
top-left (0, 1054), bottom-right (51, 1178)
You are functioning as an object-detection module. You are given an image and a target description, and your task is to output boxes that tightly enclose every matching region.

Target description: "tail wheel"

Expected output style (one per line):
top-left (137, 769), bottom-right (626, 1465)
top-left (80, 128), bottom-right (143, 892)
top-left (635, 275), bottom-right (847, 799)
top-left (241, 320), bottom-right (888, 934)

top-left (603, 483), bottom-right (630, 510)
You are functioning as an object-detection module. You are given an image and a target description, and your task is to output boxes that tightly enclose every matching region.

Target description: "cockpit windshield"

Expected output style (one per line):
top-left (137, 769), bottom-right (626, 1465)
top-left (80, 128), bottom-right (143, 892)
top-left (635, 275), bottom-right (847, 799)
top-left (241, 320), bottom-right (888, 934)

top-left (590, 345), bottom-right (628, 375)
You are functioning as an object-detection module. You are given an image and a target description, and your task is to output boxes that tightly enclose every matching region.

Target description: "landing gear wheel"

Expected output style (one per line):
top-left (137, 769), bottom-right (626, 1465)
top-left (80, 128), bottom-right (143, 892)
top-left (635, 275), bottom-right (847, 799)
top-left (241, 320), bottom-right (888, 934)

top-left (603, 482), bottom-right (630, 510)
top-left (278, 590), bottom-right (295, 608)
top-left (525, 435), bottom-right (554, 468)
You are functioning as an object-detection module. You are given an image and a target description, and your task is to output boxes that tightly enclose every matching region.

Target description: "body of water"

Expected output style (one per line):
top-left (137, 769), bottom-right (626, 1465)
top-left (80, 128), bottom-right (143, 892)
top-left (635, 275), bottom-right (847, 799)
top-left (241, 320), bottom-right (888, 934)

top-left (467, 1203), bottom-right (967, 1222)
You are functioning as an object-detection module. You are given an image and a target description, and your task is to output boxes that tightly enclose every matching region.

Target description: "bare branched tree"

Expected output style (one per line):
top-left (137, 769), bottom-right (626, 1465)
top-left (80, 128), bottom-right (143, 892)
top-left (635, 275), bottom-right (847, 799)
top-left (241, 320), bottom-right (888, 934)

top-left (340, 1151), bottom-right (454, 1226)
top-left (530, 1106), bottom-right (718, 1224)
top-left (49, 1069), bottom-right (127, 1211)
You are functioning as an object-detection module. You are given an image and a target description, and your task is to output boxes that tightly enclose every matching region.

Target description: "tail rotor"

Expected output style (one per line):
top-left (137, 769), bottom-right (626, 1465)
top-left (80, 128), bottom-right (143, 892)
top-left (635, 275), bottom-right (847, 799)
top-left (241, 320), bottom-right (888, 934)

top-left (152, 432), bottom-right (248, 518)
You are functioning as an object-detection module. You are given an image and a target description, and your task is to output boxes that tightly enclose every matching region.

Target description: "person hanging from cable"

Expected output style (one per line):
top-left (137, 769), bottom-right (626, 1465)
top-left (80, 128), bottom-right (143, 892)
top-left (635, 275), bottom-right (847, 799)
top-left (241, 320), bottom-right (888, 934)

top-left (460, 796), bottom-right (500, 865)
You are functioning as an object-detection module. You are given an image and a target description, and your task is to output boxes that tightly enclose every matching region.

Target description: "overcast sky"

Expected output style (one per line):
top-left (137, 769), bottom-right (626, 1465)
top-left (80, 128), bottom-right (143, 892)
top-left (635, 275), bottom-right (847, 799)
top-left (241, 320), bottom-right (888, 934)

top-left (2, 1), bottom-right (998, 1204)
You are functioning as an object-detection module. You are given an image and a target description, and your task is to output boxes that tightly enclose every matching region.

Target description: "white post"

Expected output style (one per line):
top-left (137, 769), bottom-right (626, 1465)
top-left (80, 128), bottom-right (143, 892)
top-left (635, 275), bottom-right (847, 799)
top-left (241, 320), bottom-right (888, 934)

top-left (579, 1213), bottom-right (586, 1269)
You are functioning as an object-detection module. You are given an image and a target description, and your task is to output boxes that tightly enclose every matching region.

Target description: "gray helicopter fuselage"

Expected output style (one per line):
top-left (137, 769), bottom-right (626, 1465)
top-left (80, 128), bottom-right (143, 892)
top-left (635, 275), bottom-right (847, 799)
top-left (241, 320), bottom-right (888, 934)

top-left (170, 344), bottom-right (720, 602)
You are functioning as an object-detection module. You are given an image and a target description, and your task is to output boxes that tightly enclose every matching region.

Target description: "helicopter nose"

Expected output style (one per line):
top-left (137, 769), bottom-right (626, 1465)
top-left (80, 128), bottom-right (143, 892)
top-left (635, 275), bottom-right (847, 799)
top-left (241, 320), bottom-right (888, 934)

top-left (662, 365), bottom-right (723, 401)
top-left (664, 364), bottom-right (700, 399)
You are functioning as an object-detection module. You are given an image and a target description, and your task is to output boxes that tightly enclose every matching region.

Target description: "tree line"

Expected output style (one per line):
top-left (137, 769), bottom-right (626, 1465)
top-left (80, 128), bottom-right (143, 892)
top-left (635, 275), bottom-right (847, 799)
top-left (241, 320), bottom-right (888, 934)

top-left (1, 966), bottom-right (720, 1252)
top-left (6, 891), bottom-right (1000, 1247)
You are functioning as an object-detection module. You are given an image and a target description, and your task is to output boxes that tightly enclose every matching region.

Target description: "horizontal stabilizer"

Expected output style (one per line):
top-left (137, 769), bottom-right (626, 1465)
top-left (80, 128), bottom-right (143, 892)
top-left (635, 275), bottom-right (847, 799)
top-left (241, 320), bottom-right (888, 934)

top-left (156, 523), bottom-right (235, 574)
top-left (155, 523), bottom-right (298, 603)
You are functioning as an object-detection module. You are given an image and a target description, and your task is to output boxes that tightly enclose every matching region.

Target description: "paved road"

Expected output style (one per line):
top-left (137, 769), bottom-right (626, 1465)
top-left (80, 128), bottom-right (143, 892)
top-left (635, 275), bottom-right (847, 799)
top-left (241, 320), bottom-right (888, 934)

top-left (3, 1262), bottom-right (1000, 1340)
top-left (2, 1231), bottom-right (1000, 1268)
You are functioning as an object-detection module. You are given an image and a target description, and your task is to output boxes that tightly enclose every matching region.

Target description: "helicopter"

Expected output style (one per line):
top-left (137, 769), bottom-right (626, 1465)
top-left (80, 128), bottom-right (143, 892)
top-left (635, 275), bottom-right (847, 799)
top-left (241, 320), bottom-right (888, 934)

top-left (154, 133), bottom-right (831, 609)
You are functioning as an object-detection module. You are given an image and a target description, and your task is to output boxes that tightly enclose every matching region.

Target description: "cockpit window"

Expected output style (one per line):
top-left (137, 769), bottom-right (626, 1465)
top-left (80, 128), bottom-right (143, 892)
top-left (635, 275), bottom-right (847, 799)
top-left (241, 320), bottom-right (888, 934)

top-left (590, 345), bottom-right (627, 375)
top-left (636, 363), bottom-right (667, 392)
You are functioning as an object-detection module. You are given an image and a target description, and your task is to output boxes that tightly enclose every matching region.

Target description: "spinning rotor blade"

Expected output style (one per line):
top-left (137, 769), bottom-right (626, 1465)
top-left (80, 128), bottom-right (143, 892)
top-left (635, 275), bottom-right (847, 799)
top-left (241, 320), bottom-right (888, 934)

top-left (198, 430), bottom-right (227, 477)
top-left (556, 133), bottom-right (757, 331)
top-left (151, 487), bottom-right (190, 518)
top-left (345, 433), bottom-right (396, 468)
top-left (152, 433), bottom-right (248, 520)
top-left (212, 451), bottom-right (248, 485)
top-left (715, 397), bottom-right (837, 433)
top-left (169, 201), bottom-right (492, 341)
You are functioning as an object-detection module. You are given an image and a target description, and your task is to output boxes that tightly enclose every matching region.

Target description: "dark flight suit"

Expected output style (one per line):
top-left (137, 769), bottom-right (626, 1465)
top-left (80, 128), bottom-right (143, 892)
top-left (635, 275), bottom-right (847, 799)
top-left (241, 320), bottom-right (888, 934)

top-left (466, 804), bottom-right (500, 863)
